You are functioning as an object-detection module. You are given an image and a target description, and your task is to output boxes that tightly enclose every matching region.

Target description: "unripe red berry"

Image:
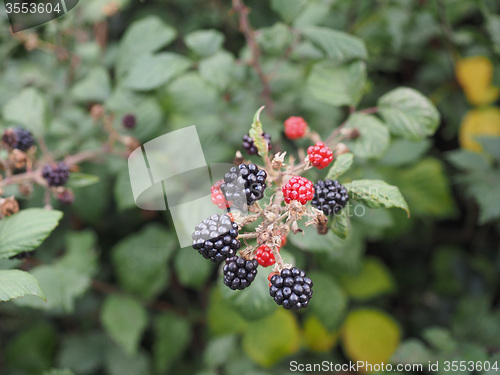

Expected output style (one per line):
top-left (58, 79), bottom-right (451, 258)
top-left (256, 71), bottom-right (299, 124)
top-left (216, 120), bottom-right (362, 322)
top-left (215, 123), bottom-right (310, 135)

top-left (284, 116), bottom-right (308, 140)
top-left (211, 180), bottom-right (231, 209)
top-left (307, 142), bottom-right (334, 169)
top-left (255, 244), bottom-right (276, 267)
top-left (282, 176), bottom-right (314, 205)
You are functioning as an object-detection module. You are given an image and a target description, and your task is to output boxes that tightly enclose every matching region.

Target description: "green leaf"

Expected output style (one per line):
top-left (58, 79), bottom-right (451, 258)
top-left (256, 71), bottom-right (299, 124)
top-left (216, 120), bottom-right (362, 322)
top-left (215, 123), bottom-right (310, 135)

top-left (199, 51), bottom-right (234, 90)
top-left (174, 249), bottom-right (213, 289)
top-left (379, 139), bottom-right (432, 167)
top-left (105, 346), bottom-right (151, 375)
top-left (339, 257), bottom-right (395, 300)
top-left (71, 68), bottom-right (111, 102)
top-left (117, 16), bottom-right (177, 76)
top-left (2, 87), bottom-right (49, 134)
top-left (207, 289), bottom-right (248, 336)
top-left (123, 53), bottom-right (191, 91)
top-left (423, 326), bottom-right (457, 353)
top-left (256, 23), bottom-right (293, 54)
top-left (446, 149), bottom-right (491, 171)
top-left (219, 261), bottom-right (277, 321)
top-left (114, 169), bottom-right (136, 211)
top-left (477, 136), bottom-right (500, 161)
top-left (242, 309), bottom-right (300, 367)
top-left (308, 271), bottom-right (347, 330)
top-left (465, 171), bottom-right (500, 224)
top-left (344, 180), bottom-right (410, 216)
top-left (391, 339), bottom-right (432, 365)
top-left (271, 0), bottom-right (307, 23)
top-left (203, 335), bottom-right (238, 368)
top-left (326, 152), bottom-right (353, 180)
top-left (14, 264), bottom-right (90, 312)
top-left (307, 60), bottom-right (366, 107)
top-left (0, 270), bottom-right (46, 302)
top-left (0, 209), bottom-right (63, 259)
top-left (66, 173), bottom-right (100, 189)
top-left (43, 369), bottom-right (75, 375)
top-left (59, 230), bottom-right (98, 277)
top-left (100, 295), bottom-right (148, 356)
top-left (300, 26), bottom-right (368, 62)
top-left (344, 113), bottom-right (390, 159)
top-left (153, 313), bottom-right (190, 373)
top-left (112, 224), bottom-right (174, 300)
top-left (330, 208), bottom-right (350, 240)
top-left (184, 29), bottom-right (225, 57)
top-left (248, 106), bottom-right (269, 158)
top-left (57, 332), bottom-right (108, 375)
top-left (378, 87), bottom-right (440, 140)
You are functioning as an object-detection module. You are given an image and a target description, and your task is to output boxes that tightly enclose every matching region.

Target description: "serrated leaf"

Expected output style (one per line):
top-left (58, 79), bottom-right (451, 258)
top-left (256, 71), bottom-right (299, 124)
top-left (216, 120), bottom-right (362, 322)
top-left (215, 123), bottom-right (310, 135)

top-left (339, 257), bottom-right (395, 300)
top-left (184, 29), bottom-right (225, 57)
top-left (66, 173), bottom-right (100, 189)
top-left (344, 180), bottom-right (410, 216)
top-left (308, 271), bottom-right (347, 331)
top-left (2, 88), bottom-right (49, 135)
top-left (153, 313), bottom-right (190, 373)
top-left (242, 309), bottom-right (300, 367)
top-left (0, 270), bottom-right (46, 302)
top-left (271, 0), bottom-right (307, 23)
top-left (446, 149), bottom-right (491, 171)
top-left (57, 332), bottom-right (108, 375)
top-left (342, 309), bottom-right (401, 365)
top-left (100, 295), bottom-right (147, 356)
top-left (326, 153), bottom-right (353, 180)
top-left (207, 289), bottom-right (248, 336)
top-left (307, 60), bottom-right (366, 107)
top-left (117, 16), bottom-right (177, 76)
top-left (249, 106), bottom-right (268, 158)
top-left (123, 53), bottom-right (191, 91)
top-left (71, 68), bottom-right (111, 102)
top-left (300, 26), bottom-right (368, 62)
top-left (379, 139), bottom-right (432, 167)
top-left (174, 249), bottom-right (212, 289)
top-left (378, 87), bottom-right (440, 140)
top-left (344, 113), bottom-right (390, 159)
top-left (199, 51), bottom-right (234, 90)
top-left (0, 209), bottom-right (63, 259)
top-left (330, 208), bottom-right (350, 239)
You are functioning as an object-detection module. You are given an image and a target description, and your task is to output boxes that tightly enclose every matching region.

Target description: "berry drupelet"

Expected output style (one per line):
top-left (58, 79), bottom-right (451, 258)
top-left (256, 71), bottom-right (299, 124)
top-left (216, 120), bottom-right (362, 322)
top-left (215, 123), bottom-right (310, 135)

top-left (242, 133), bottom-right (272, 155)
top-left (221, 163), bottom-right (267, 209)
top-left (307, 142), bottom-right (334, 169)
top-left (284, 116), bottom-right (308, 140)
top-left (42, 162), bottom-right (70, 187)
top-left (312, 179), bottom-right (349, 216)
top-left (192, 214), bottom-right (240, 262)
top-left (13, 127), bottom-right (35, 151)
top-left (269, 267), bottom-right (313, 310)
top-left (122, 114), bottom-right (137, 130)
top-left (282, 176), bottom-right (314, 205)
top-left (223, 256), bottom-right (259, 290)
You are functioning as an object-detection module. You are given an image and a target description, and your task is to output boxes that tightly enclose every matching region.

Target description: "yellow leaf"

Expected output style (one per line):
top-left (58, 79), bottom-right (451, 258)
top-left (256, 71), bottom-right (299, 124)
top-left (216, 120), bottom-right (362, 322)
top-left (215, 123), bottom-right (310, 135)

top-left (455, 56), bottom-right (499, 106)
top-left (303, 315), bottom-right (338, 352)
top-left (459, 107), bottom-right (500, 152)
top-left (341, 309), bottom-right (401, 373)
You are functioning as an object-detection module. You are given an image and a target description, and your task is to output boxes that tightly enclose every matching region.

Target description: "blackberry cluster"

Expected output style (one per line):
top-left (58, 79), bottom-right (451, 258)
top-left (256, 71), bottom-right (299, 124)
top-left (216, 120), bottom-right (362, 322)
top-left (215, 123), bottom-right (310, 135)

top-left (42, 162), bottom-right (70, 187)
top-left (223, 256), bottom-right (259, 290)
top-left (269, 267), bottom-right (313, 310)
top-left (14, 128), bottom-right (35, 151)
top-left (221, 163), bottom-right (267, 209)
top-left (192, 214), bottom-right (240, 262)
top-left (312, 179), bottom-right (349, 216)
top-left (242, 133), bottom-right (272, 155)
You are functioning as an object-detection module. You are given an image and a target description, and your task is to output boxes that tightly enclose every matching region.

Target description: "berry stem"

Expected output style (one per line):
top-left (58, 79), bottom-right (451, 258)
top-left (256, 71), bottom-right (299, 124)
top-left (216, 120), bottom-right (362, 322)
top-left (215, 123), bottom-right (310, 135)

top-left (238, 232), bottom-right (259, 239)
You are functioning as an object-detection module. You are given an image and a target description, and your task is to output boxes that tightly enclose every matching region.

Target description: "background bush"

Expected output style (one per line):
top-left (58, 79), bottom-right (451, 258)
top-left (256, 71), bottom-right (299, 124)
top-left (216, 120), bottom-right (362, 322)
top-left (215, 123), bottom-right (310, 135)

top-left (1, 0), bottom-right (500, 374)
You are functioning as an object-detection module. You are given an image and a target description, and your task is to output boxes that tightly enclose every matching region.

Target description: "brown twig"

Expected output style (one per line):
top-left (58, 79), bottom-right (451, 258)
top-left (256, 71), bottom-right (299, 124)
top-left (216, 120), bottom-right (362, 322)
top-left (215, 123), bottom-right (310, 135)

top-left (232, 0), bottom-right (274, 116)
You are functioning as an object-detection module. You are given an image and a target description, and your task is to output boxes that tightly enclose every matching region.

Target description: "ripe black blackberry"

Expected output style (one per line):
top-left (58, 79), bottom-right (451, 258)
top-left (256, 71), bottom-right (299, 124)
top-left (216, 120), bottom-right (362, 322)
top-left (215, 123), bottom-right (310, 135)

top-left (13, 127), bottom-right (35, 151)
top-left (122, 114), bottom-right (136, 130)
top-left (242, 133), bottom-right (272, 155)
top-left (312, 179), bottom-right (348, 216)
top-left (269, 267), bottom-right (313, 310)
top-left (192, 213), bottom-right (240, 262)
top-left (223, 256), bottom-right (258, 290)
top-left (221, 163), bottom-right (267, 209)
top-left (42, 162), bottom-right (70, 187)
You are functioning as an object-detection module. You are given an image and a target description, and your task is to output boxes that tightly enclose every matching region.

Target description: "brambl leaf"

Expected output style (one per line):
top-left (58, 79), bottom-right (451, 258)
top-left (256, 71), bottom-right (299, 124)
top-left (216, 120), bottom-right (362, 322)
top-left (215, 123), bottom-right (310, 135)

top-left (2, 88), bottom-right (49, 135)
top-left (330, 208), bottom-right (350, 240)
top-left (0, 209), bottom-right (63, 259)
top-left (344, 180), bottom-right (410, 216)
top-left (153, 313), bottom-right (190, 373)
top-left (123, 53), bottom-right (191, 91)
top-left (307, 60), bottom-right (366, 107)
top-left (66, 173), bottom-right (100, 189)
top-left (100, 295), bottom-right (147, 356)
top-left (199, 51), bottom-right (235, 90)
top-left (300, 26), bottom-right (368, 62)
top-left (184, 29), bottom-right (225, 57)
top-left (0, 270), bottom-right (46, 302)
top-left (249, 106), bottom-right (269, 158)
top-left (378, 87), bottom-right (440, 140)
top-left (326, 153), bottom-right (353, 180)
top-left (71, 68), bottom-right (111, 102)
top-left (344, 113), bottom-right (389, 159)
top-left (271, 0), bottom-right (307, 23)
top-left (303, 315), bottom-right (339, 352)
